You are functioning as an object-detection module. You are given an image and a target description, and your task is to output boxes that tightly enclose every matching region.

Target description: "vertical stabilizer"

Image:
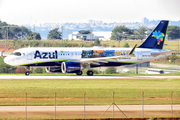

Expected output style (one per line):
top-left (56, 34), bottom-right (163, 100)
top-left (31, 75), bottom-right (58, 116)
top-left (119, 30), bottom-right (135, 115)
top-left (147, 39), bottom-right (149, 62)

top-left (138, 20), bottom-right (169, 49)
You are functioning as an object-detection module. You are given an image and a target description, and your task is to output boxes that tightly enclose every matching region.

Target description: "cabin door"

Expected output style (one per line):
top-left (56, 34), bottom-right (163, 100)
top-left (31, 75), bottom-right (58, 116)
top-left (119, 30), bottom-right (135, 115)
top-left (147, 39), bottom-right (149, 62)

top-left (27, 50), bottom-right (32, 60)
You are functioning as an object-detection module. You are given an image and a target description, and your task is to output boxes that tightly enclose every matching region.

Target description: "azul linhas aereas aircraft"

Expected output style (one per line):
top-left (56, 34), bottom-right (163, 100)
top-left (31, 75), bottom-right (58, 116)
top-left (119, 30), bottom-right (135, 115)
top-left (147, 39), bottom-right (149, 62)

top-left (4, 20), bottom-right (174, 76)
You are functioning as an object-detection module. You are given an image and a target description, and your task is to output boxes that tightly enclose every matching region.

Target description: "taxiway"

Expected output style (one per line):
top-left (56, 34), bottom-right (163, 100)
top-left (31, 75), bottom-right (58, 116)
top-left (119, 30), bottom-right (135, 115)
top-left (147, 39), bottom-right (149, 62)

top-left (0, 75), bottom-right (180, 79)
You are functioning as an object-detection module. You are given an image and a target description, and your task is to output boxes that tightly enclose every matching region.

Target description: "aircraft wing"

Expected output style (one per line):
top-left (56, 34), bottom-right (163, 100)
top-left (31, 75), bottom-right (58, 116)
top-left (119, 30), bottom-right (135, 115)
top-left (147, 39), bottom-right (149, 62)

top-left (151, 50), bottom-right (177, 56)
top-left (77, 55), bottom-right (130, 63)
top-left (76, 44), bottom-right (137, 64)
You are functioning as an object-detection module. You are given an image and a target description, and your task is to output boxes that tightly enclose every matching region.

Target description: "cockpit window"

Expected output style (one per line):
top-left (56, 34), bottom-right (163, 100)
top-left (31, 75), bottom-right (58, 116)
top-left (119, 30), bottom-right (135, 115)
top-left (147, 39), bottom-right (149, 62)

top-left (14, 52), bottom-right (21, 56)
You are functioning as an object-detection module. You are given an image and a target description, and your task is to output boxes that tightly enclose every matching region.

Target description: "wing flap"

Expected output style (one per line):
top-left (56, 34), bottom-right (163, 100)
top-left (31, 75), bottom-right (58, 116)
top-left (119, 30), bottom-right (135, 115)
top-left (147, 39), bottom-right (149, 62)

top-left (77, 55), bottom-right (128, 63)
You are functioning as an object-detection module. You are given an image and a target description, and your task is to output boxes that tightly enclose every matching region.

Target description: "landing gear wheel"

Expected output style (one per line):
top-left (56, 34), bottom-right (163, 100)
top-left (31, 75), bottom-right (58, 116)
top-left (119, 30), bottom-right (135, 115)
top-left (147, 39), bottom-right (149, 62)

top-left (25, 66), bottom-right (30, 76)
top-left (76, 71), bottom-right (83, 76)
top-left (87, 70), bottom-right (94, 76)
top-left (25, 72), bottom-right (29, 76)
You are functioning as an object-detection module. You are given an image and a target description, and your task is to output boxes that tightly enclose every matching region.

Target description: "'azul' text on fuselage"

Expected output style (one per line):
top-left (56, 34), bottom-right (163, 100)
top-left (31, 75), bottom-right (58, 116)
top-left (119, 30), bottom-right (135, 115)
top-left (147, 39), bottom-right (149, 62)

top-left (34, 50), bottom-right (58, 59)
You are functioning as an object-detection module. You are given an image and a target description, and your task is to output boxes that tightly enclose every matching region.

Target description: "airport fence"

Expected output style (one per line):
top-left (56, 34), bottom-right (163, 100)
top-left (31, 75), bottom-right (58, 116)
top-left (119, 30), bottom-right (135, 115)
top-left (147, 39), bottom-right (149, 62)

top-left (0, 91), bottom-right (179, 119)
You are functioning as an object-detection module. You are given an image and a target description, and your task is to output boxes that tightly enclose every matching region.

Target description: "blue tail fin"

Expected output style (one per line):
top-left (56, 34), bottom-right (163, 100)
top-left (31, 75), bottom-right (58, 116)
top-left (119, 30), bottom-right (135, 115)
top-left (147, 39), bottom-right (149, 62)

top-left (138, 20), bottom-right (169, 49)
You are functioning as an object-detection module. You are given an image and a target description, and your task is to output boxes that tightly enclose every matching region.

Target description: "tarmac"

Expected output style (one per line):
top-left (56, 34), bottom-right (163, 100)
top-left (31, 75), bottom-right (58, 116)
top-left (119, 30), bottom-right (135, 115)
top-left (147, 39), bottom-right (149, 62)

top-left (1, 75), bottom-right (180, 79)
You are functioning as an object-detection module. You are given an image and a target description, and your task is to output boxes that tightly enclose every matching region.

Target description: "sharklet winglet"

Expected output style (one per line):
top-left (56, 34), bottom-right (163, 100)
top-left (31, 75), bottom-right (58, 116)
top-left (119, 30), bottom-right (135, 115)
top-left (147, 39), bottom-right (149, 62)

top-left (129, 44), bottom-right (137, 55)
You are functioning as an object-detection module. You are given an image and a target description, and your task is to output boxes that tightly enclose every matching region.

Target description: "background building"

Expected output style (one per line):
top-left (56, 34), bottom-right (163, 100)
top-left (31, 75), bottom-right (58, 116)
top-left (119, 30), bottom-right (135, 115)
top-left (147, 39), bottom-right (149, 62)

top-left (68, 31), bottom-right (112, 41)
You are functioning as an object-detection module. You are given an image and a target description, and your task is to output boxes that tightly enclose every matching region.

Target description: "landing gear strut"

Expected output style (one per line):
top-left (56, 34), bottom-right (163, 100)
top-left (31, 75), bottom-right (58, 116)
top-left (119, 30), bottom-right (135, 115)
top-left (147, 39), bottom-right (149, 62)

top-left (76, 71), bottom-right (83, 76)
top-left (87, 70), bottom-right (94, 76)
top-left (25, 67), bottom-right (30, 76)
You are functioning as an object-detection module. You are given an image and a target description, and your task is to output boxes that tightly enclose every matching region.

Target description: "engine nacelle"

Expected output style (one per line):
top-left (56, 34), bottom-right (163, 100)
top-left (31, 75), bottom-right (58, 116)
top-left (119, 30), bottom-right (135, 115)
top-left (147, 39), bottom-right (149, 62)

top-left (45, 66), bottom-right (62, 73)
top-left (61, 61), bottom-right (82, 73)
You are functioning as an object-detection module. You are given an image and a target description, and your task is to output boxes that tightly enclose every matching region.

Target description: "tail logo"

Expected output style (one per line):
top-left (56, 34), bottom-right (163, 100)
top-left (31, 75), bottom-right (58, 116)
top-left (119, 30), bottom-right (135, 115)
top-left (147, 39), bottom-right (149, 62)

top-left (152, 31), bottom-right (165, 45)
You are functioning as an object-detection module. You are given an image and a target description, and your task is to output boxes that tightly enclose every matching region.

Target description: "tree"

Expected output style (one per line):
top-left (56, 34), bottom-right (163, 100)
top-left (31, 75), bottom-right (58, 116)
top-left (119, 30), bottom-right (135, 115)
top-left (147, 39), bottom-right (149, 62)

top-left (34, 67), bottom-right (43, 73)
top-left (167, 54), bottom-right (178, 63)
top-left (105, 67), bottom-right (117, 74)
top-left (123, 43), bottom-right (129, 47)
top-left (15, 67), bottom-right (26, 73)
top-left (0, 31), bottom-right (3, 39)
top-left (26, 32), bottom-right (41, 40)
top-left (167, 26), bottom-right (180, 40)
top-left (0, 21), bottom-right (8, 39)
top-left (78, 30), bottom-right (91, 34)
top-left (47, 28), bottom-right (62, 40)
top-left (0, 57), bottom-right (17, 73)
top-left (110, 25), bottom-right (133, 40)
top-left (76, 30), bottom-right (91, 40)
top-left (135, 26), bottom-right (147, 40)
top-left (20, 26), bottom-right (32, 39)
top-left (0, 20), bottom-right (32, 39)
top-left (94, 38), bottom-right (100, 46)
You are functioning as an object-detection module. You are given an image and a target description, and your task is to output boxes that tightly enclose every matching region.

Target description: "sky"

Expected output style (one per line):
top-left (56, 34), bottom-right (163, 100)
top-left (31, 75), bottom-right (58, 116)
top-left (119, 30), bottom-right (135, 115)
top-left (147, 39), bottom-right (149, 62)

top-left (0, 0), bottom-right (180, 25)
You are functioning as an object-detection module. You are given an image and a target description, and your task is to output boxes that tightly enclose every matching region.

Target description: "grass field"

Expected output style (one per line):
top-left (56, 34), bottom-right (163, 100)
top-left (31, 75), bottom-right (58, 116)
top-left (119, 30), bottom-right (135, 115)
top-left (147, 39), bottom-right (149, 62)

top-left (0, 78), bottom-right (179, 106)
top-left (1, 39), bottom-right (180, 52)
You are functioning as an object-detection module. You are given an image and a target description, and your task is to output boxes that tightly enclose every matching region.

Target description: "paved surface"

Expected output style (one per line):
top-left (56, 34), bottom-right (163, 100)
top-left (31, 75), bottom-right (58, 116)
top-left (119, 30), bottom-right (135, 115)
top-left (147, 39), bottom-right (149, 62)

top-left (0, 105), bottom-right (180, 111)
top-left (0, 105), bottom-right (179, 117)
top-left (1, 75), bottom-right (180, 79)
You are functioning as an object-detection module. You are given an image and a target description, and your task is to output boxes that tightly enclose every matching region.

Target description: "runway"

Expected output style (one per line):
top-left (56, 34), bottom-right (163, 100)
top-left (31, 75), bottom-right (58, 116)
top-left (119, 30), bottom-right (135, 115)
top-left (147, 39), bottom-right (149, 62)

top-left (0, 75), bottom-right (180, 79)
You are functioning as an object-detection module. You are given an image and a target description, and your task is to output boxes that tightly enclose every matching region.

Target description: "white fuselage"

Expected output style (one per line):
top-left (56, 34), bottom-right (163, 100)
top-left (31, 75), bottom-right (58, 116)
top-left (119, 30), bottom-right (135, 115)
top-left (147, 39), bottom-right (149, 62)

top-left (4, 47), bottom-right (169, 67)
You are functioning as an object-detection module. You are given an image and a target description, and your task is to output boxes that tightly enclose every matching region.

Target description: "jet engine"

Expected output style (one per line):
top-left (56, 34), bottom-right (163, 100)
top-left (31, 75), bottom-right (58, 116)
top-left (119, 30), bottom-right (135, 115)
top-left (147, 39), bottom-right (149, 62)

top-left (45, 66), bottom-right (62, 73)
top-left (61, 61), bottom-right (83, 73)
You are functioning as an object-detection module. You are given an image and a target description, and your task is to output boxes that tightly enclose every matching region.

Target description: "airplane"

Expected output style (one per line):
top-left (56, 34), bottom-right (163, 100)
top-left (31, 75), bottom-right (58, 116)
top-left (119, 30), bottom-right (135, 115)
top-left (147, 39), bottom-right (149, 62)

top-left (4, 20), bottom-right (175, 76)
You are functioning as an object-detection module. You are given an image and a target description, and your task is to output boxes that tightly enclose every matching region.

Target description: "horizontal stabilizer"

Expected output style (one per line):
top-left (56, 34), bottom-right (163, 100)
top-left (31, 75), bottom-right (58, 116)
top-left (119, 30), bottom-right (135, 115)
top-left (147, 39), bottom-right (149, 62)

top-left (151, 51), bottom-right (177, 56)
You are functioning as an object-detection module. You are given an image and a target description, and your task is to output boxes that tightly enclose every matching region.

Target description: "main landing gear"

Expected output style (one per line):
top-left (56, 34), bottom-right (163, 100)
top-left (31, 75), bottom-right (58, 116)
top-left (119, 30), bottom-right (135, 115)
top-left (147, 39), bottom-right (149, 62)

top-left (76, 71), bottom-right (83, 76)
top-left (25, 67), bottom-right (30, 76)
top-left (76, 70), bottom-right (94, 76)
top-left (87, 70), bottom-right (94, 76)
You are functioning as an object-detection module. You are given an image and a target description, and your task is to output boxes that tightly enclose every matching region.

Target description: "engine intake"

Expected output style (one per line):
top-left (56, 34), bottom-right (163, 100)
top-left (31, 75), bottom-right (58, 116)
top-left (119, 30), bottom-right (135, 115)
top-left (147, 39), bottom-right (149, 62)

top-left (61, 61), bottom-right (82, 73)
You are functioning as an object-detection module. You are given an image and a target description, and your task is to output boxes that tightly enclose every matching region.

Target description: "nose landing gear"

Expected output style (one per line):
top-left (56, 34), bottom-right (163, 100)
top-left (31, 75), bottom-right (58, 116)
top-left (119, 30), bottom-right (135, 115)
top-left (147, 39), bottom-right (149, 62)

top-left (25, 67), bottom-right (30, 76)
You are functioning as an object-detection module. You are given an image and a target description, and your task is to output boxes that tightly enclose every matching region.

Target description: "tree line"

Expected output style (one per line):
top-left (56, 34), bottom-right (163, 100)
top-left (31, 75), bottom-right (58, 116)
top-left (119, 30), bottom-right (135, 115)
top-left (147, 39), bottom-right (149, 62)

top-left (0, 21), bottom-right (41, 40)
top-left (110, 25), bottom-right (180, 40)
top-left (73, 26), bottom-right (180, 40)
top-left (0, 20), bottom-right (180, 40)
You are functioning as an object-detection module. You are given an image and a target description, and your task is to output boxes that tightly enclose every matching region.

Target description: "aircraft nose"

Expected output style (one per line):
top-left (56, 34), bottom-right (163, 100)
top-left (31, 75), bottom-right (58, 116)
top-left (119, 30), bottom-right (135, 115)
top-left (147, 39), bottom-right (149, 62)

top-left (4, 56), bottom-right (12, 65)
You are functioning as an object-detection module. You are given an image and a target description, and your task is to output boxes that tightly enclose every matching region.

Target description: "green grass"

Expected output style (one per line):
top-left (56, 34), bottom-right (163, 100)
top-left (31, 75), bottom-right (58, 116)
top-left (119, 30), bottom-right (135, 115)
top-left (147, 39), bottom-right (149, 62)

top-left (1, 39), bottom-right (180, 51)
top-left (0, 79), bottom-right (179, 106)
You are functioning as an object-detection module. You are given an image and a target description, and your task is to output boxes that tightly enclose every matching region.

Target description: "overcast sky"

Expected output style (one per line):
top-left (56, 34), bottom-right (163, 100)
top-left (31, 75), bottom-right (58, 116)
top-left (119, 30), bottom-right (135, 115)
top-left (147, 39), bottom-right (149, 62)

top-left (0, 0), bottom-right (180, 25)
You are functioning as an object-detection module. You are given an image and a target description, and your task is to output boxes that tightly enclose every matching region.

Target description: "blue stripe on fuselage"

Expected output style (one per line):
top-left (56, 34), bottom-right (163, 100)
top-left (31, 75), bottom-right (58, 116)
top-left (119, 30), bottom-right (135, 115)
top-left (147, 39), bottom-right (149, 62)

top-left (23, 61), bottom-right (135, 67)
